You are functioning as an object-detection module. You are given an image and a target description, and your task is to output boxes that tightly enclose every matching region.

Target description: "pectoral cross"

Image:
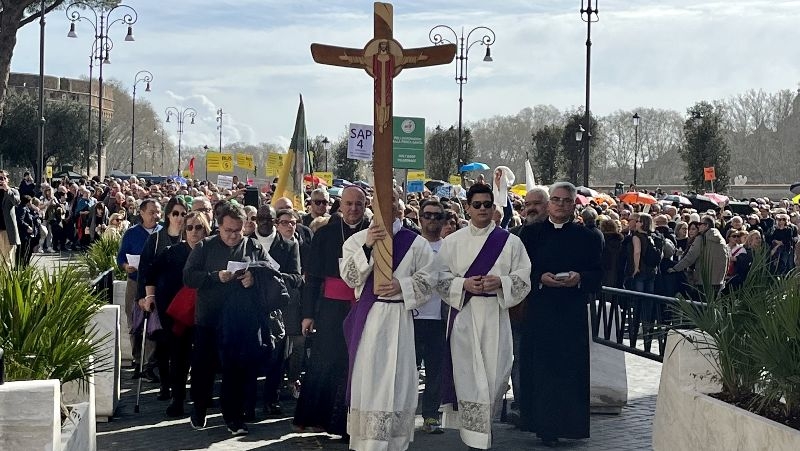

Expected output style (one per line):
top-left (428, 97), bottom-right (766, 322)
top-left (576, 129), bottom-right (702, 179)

top-left (311, 2), bottom-right (455, 289)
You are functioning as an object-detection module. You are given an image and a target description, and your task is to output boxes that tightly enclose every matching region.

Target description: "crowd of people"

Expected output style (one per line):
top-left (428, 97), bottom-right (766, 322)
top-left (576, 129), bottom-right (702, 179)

top-left (1, 165), bottom-right (798, 450)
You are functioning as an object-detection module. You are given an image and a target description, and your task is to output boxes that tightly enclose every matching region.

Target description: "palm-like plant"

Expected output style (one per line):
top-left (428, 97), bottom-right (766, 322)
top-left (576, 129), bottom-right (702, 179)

top-left (80, 234), bottom-right (125, 281)
top-left (0, 264), bottom-right (111, 389)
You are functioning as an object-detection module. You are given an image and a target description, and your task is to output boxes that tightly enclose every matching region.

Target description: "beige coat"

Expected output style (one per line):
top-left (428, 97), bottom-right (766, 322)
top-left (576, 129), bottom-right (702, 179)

top-left (673, 227), bottom-right (730, 286)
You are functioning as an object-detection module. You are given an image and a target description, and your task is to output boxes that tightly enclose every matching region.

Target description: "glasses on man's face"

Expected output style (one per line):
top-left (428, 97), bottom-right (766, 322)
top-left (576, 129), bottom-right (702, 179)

top-left (421, 211), bottom-right (444, 221)
top-left (171, 210), bottom-right (187, 217)
top-left (470, 201), bottom-right (493, 210)
top-left (0, 176), bottom-right (7, 181)
top-left (278, 219), bottom-right (297, 226)
top-left (312, 199), bottom-right (328, 206)
top-left (549, 197), bottom-right (574, 205)
top-left (256, 216), bottom-right (274, 223)
top-left (185, 224), bottom-right (205, 232)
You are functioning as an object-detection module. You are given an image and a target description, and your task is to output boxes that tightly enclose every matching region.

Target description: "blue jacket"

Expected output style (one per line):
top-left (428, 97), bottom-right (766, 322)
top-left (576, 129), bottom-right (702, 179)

top-left (117, 224), bottom-right (162, 281)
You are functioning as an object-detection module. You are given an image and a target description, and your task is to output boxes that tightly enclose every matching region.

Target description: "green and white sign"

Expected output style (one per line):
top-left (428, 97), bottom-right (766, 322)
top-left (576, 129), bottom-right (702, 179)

top-left (392, 116), bottom-right (425, 169)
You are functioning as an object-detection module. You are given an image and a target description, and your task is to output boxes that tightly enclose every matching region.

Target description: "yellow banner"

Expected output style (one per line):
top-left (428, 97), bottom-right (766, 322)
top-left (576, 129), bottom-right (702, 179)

top-left (207, 153), bottom-right (223, 172)
top-left (236, 153), bottom-right (254, 170)
top-left (316, 171), bottom-right (333, 187)
top-left (266, 152), bottom-right (285, 176)
top-left (407, 170), bottom-right (426, 181)
top-left (45, 166), bottom-right (53, 179)
top-left (219, 153), bottom-right (234, 173)
top-left (449, 175), bottom-right (462, 185)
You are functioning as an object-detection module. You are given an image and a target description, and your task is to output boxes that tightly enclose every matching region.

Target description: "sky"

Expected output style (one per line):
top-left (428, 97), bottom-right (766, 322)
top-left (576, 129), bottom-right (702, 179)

top-left (10, 0), bottom-right (800, 152)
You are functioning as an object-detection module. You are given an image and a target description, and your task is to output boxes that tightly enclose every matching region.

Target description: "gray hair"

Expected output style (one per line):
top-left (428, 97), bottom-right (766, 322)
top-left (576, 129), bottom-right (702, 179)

top-left (549, 181), bottom-right (577, 200)
top-left (580, 207), bottom-right (598, 222)
top-left (527, 186), bottom-right (550, 202)
top-left (311, 187), bottom-right (330, 202)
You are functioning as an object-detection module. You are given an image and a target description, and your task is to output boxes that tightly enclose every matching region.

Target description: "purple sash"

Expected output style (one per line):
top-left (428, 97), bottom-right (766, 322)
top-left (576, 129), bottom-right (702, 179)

top-left (343, 228), bottom-right (417, 404)
top-left (441, 227), bottom-right (510, 406)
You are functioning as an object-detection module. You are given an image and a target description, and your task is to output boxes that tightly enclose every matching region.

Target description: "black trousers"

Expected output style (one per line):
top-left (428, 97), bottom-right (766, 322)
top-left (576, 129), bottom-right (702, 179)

top-left (156, 327), bottom-right (193, 401)
top-left (263, 335), bottom-right (287, 406)
top-left (414, 319), bottom-right (445, 420)
top-left (190, 325), bottom-right (219, 414)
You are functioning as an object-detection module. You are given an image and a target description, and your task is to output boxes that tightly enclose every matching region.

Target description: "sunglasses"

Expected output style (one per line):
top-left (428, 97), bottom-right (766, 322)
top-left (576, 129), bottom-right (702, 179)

top-left (185, 224), bottom-right (205, 232)
top-left (471, 201), bottom-right (493, 210)
top-left (278, 220), bottom-right (297, 226)
top-left (312, 199), bottom-right (328, 206)
top-left (249, 216), bottom-right (257, 221)
top-left (171, 211), bottom-right (187, 217)
top-left (421, 212), bottom-right (444, 220)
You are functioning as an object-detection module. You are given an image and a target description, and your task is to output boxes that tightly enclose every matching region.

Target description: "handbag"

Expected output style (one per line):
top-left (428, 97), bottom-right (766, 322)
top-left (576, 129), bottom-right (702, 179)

top-left (166, 286), bottom-right (197, 336)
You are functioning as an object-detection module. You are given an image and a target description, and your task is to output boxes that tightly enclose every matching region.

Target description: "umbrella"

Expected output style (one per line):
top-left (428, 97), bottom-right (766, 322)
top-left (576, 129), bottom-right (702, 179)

top-left (576, 186), bottom-right (599, 198)
top-left (619, 192), bottom-right (657, 205)
top-left (425, 180), bottom-right (447, 191)
top-left (459, 162), bottom-right (490, 172)
top-left (662, 194), bottom-right (692, 207)
top-left (705, 192), bottom-right (729, 206)
top-left (790, 182), bottom-right (800, 195)
top-left (53, 170), bottom-right (83, 180)
top-left (727, 201), bottom-right (756, 215)
top-left (687, 194), bottom-right (720, 211)
top-left (108, 169), bottom-right (132, 179)
top-left (354, 180), bottom-right (371, 189)
top-left (333, 178), bottom-right (352, 187)
top-left (510, 184), bottom-right (528, 197)
top-left (575, 194), bottom-right (590, 206)
top-left (595, 193), bottom-right (617, 206)
top-left (794, 194), bottom-right (800, 205)
top-left (328, 187), bottom-right (343, 198)
top-left (303, 174), bottom-right (328, 186)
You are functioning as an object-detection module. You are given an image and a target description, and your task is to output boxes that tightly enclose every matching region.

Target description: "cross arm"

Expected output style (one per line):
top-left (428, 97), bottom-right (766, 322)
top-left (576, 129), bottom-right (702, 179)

top-left (401, 44), bottom-right (457, 69)
top-left (310, 43), bottom-right (367, 68)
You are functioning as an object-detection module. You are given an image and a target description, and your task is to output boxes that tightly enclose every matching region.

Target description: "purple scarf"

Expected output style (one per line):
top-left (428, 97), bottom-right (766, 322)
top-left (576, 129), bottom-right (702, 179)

top-left (343, 228), bottom-right (417, 404)
top-left (441, 226), bottom-right (510, 406)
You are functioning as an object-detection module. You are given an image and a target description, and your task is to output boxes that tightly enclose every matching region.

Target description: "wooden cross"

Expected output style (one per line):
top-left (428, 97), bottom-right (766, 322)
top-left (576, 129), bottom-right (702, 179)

top-left (311, 2), bottom-right (455, 289)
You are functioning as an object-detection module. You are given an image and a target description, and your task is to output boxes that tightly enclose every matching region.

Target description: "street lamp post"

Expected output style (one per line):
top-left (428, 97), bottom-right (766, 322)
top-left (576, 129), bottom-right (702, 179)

top-left (580, 0), bottom-right (599, 187)
top-left (37, 0), bottom-right (46, 184)
top-left (67, 1), bottom-right (138, 180)
top-left (130, 70), bottom-right (153, 174)
top-left (322, 137), bottom-right (331, 172)
top-left (165, 107), bottom-right (197, 175)
top-left (216, 108), bottom-right (224, 152)
top-left (429, 24), bottom-right (495, 187)
top-left (632, 112), bottom-right (640, 186)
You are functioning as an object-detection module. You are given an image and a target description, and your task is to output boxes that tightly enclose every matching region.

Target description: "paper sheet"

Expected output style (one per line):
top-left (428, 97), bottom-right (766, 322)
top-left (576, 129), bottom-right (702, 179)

top-left (226, 261), bottom-right (249, 273)
top-left (126, 254), bottom-right (140, 269)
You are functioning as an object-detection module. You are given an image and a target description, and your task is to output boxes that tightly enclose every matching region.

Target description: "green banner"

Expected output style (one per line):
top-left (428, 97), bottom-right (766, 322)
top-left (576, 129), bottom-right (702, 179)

top-left (392, 116), bottom-right (425, 169)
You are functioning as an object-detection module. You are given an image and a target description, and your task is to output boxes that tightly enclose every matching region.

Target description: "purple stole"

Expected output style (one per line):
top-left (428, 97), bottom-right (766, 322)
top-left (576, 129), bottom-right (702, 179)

top-left (441, 227), bottom-right (510, 406)
top-left (343, 228), bottom-right (417, 404)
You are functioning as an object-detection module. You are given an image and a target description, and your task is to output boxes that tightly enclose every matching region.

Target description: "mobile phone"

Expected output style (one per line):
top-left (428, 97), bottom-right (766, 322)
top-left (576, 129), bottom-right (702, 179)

top-left (554, 272), bottom-right (570, 281)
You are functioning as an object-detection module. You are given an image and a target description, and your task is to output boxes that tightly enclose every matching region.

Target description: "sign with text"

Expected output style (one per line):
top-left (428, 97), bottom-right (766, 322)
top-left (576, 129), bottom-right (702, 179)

top-left (217, 175), bottom-right (234, 189)
top-left (266, 152), bottom-right (285, 176)
top-left (704, 167), bottom-right (716, 181)
top-left (406, 170), bottom-right (426, 181)
top-left (207, 153), bottom-right (223, 172)
top-left (220, 153), bottom-right (234, 172)
top-left (316, 171), bottom-right (334, 187)
top-left (449, 175), bottom-right (462, 185)
top-left (407, 180), bottom-right (424, 193)
top-left (236, 153), bottom-right (254, 170)
top-left (348, 123), bottom-right (374, 161)
top-left (392, 116), bottom-right (425, 169)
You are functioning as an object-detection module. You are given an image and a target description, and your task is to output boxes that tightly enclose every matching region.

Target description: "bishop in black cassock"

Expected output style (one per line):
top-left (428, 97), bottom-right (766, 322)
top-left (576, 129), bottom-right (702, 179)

top-left (517, 182), bottom-right (603, 446)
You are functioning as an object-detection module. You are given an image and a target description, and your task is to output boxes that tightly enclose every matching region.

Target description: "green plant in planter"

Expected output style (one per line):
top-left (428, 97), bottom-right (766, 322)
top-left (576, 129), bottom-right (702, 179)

top-left (80, 235), bottom-right (125, 281)
top-left (0, 264), bottom-right (111, 390)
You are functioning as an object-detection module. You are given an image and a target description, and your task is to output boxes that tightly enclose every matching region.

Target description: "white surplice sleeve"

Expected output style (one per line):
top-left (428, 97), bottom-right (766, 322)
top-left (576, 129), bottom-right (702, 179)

top-left (398, 236), bottom-right (436, 310)
top-left (496, 234), bottom-right (532, 309)
top-left (432, 237), bottom-right (468, 309)
top-left (340, 230), bottom-right (373, 295)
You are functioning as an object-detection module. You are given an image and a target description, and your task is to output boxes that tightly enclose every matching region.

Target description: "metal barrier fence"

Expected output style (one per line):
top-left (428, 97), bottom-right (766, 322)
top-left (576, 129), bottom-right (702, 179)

top-left (89, 269), bottom-right (115, 304)
top-left (589, 286), bottom-right (701, 363)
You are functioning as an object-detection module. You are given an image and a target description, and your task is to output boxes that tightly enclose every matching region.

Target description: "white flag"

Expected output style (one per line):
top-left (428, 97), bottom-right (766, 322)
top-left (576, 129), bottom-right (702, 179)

top-left (525, 159), bottom-right (536, 191)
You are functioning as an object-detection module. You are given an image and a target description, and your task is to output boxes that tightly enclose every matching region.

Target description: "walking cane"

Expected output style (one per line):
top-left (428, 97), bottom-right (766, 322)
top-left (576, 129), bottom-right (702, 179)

top-left (134, 311), bottom-right (149, 413)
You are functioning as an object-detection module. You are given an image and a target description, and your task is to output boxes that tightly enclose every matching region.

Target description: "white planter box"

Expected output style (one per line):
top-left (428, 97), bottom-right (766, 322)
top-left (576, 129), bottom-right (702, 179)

top-left (653, 330), bottom-right (800, 450)
top-left (0, 379), bottom-right (60, 451)
top-left (61, 401), bottom-right (95, 451)
top-left (588, 302), bottom-right (628, 413)
top-left (112, 279), bottom-right (132, 363)
top-left (91, 304), bottom-right (120, 421)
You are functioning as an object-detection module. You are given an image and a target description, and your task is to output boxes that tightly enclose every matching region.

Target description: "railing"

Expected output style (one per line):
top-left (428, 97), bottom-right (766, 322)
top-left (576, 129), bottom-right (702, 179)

top-left (589, 286), bottom-right (702, 362)
top-left (89, 269), bottom-right (115, 304)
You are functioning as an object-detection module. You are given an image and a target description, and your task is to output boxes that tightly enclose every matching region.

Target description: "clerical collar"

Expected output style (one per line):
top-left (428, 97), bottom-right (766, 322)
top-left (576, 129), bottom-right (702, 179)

top-left (392, 218), bottom-right (402, 235)
top-left (468, 220), bottom-right (495, 235)
top-left (548, 217), bottom-right (569, 229)
top-left (343, 218), bottom-right (364, 229)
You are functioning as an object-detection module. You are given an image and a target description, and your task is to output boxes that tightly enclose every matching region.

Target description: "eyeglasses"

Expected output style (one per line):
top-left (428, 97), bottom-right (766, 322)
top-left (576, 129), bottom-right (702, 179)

top-left (0, 176), bottom-right (7, 181)
top-left (421, 212), bottom-right (444, 220)
top-left (185, 224), bottom-right (205, 232)
top-left (549, 197), bottom-right (574, 204)
top-left (312, 199), bottom-right (328, 206)
top-left (249, 216), bottom-right (257, 221)
top-left (278, 219), bottom-right (297, 226)
top-left (470, 201), bottom-right (493, 209)
top-left (171, 211), bottom-right (187, 217)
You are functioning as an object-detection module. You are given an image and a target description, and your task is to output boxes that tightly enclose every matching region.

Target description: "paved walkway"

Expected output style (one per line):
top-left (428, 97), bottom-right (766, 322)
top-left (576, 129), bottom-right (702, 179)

top-left (32, 253), bottom-right (662, 450)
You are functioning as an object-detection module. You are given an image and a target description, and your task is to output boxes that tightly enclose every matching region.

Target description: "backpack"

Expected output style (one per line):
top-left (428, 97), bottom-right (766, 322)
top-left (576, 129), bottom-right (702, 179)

top-left (643, 234), bottom-right (664, 269)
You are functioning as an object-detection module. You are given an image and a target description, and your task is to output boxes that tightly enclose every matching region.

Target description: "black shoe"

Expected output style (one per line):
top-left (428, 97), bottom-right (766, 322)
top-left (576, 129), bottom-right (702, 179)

top-left (166, 400), bottom-right (184, 417)
top-left (157, 389), bottom-right (171, 401)
top-left (190, 409), bottom-right (207, 430)
top-left (141, 368), bottom-right (160, 383)
top-left (227, 422), bottom-right (249, 436)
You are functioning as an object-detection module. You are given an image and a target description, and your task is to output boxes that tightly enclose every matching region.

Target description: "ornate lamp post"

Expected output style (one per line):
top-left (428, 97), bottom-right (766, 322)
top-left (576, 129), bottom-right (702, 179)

top-left (215, 108), bottom-right (224, 152)
top-left (429, 24), bottom-right (495, 186)
top-left (165, 107), bottom-right (197, 175)
top-left (67, 1), bottom-right (137, 179)
top-left (130, 70), bottom-right (153, 174)
top-left (580, 0), bottom-right (599, 187)
top-left (37, 0), bottom-right (46, 184)
top-left (632, 112), bottom-right (640, 186)
top-left (322, 136), bottom-right (331, 171)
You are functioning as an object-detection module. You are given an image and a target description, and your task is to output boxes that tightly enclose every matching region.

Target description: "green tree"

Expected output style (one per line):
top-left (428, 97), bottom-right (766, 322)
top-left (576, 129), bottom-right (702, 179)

top-left (679, 101), bottom-right (730, 192)
top-left (561, 112), bottom-right (598, 185)
top-left (0, 1), bottom-right (119, 125)
top-left (531, 125), bottom-right (563, 185)
top-left (332, 137), bottom-right (359, 182)
top-left (0, 92), bottom-right (92, 179)
top-left (424, 125), bottom-right (475, 181)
